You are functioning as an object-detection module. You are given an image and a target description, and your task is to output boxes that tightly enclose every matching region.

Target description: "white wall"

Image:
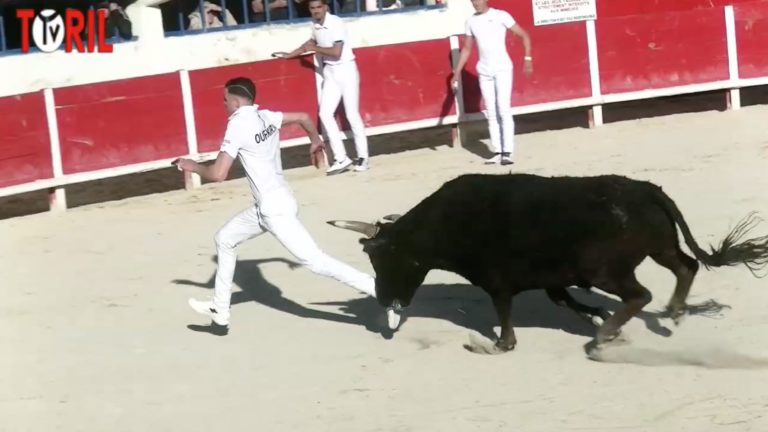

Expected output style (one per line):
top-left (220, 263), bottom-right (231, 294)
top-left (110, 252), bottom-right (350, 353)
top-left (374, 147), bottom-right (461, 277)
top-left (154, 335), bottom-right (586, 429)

top-left (1, 2), bottom-right (474, 98)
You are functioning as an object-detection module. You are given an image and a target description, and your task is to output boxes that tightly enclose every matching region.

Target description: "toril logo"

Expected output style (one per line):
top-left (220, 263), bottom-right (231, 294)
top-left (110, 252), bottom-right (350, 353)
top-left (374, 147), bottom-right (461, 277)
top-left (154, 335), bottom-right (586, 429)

top-left (31, 10), bottom-right (64, 52)
top-left (17, 9), bottom-right (114, 54)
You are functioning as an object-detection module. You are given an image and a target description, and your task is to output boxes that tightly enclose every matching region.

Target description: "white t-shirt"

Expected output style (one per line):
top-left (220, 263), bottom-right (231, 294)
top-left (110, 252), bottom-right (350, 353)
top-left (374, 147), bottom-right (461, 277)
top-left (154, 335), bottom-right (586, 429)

top-left (311, 13), bottom-right (355, 66)
top-left (220, 105), bottom-right (290, 205)
top-left (465, 8), bottom-right (516, 75)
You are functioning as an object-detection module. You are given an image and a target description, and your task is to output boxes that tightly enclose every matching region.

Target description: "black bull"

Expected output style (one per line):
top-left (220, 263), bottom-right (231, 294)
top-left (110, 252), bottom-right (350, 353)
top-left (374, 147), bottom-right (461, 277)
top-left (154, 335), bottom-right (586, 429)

top-left (328, 173), bottom-right (768, 353)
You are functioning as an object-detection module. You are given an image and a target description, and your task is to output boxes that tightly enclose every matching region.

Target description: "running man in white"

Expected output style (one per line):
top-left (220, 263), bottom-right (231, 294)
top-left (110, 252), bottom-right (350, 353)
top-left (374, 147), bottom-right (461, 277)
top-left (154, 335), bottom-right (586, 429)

top-left (451, 0), bottom-right (533, 166)
top-left (175, 77), bottom-right (399, 335)
top-left (272, 0), bottom-right (369, 176)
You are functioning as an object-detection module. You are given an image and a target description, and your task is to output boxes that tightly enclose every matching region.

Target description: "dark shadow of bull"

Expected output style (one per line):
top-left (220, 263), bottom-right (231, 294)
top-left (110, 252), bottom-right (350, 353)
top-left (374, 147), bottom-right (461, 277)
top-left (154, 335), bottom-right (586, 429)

top-left (173, 256), bottom-right (730, 341)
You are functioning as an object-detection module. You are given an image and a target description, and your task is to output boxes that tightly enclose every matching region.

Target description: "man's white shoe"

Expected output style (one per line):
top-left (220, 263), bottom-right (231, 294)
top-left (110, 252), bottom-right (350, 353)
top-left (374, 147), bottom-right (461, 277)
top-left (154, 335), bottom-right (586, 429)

top-left (353, 158), bottom-right (369, 172)
top-left (188, 298), bottom-right (230, 326)
top-left (326, 157), bottom-right (353, 175)
top-left (484, 153), bottom-right (501, 164)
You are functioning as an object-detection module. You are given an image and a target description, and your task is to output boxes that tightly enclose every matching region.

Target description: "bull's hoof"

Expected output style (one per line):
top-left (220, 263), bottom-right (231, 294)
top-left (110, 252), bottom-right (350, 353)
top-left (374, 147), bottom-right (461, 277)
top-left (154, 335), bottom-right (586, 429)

top-left (664, 304), bottom-right (688, 326)
top-left (463, 333), bottom-right (513, 355)
top-left (577, 313), bottom-right (605, 327)
top-left (595, 328), bottom-right (626, 346)
top-left (590, 315), bottom-right (605, 327)
top-left (495, 339), bottom-right (517, 352)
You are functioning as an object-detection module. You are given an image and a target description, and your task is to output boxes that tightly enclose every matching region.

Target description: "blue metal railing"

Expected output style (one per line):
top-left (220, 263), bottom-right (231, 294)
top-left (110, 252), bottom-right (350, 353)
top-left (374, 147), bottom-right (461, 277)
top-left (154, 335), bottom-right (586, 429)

top-left (0, 16), bottom-right (6, 52)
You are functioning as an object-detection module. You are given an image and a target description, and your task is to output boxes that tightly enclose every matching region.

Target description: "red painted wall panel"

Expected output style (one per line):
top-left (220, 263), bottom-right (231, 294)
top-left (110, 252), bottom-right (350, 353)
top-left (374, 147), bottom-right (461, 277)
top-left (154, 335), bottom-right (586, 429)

top-left (189, 58), bottom-right (317, 153)
top-left (56, 73), bottom-right (188, 174)
top-left (597, 0), bottom-right (757, 18)
top-left (352, 39), bottom-right (455, 128)
top-left (735, 1), bottom-right (768, 78)
top-left (460, 21), bottom-right (591, 114)
top-left (0, 92), bottom-right (53, 188)
top-left (597, 8), bottom-right (729, 94)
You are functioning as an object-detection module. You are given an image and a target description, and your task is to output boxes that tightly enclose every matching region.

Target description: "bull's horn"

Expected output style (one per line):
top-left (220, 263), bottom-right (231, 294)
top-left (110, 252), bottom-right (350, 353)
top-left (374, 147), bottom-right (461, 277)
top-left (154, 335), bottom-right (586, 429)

top-left (382, 214), bottom-right (402, 222)
top-left (327, 220), bottom-right (379, 238)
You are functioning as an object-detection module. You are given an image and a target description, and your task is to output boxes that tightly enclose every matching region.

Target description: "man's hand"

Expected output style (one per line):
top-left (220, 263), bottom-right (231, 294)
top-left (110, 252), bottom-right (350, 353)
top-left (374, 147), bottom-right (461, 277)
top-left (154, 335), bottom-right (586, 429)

top-left (450, 72), bottom-right (459, 92)
top-left (272, 39), bottom-right (316, 59)
top-left (172, 152), bottom-right (233, 182)
top-left (173, 158), bottom-right (198, 172)
top-left (523, 58), bottom-right (533, 77)
top-left (309, 138), bottom-right (326, 168)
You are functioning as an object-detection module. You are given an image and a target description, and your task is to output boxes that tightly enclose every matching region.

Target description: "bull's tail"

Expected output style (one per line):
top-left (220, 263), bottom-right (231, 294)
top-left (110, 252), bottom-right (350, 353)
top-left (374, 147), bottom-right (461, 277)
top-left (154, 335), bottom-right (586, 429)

top-left (652, 186), bottom-right (768, 277)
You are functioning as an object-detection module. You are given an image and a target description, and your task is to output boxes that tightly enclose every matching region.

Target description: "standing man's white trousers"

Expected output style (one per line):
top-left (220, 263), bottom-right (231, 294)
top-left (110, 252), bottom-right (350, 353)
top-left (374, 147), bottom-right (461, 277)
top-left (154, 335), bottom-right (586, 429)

top-left (212, 190), bottom-right (375, 320)
top-left (318, 61), bottom-right (369, 162)
top-left (478, 68), bottom-right (515, 156)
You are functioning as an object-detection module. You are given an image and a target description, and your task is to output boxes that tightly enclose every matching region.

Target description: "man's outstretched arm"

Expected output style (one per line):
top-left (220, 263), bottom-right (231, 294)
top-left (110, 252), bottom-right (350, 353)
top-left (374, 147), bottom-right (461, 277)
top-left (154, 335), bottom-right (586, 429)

top-left (174, 152), bottom-right (236, 183)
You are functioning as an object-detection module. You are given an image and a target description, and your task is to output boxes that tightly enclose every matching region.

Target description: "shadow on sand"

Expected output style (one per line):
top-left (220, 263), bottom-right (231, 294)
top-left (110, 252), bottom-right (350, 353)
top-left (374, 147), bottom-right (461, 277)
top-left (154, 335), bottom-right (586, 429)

top-left (174, 256), bottom-right (731, 346)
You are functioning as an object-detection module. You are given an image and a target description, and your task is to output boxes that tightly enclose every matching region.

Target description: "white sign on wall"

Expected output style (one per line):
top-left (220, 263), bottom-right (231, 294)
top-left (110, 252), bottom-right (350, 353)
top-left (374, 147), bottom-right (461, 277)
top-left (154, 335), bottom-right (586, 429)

top-left (533, 0), bottom-right (596, 26)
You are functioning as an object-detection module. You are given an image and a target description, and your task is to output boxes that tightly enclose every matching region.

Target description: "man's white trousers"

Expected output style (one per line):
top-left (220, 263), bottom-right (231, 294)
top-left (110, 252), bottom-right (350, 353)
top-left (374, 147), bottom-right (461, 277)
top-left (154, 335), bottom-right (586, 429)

top-left (479, 68), bottom-right (515, 155)
top-left (212, 189), bottom-right (375, 320)
top-left (318, 61), bottom-right (369, 162)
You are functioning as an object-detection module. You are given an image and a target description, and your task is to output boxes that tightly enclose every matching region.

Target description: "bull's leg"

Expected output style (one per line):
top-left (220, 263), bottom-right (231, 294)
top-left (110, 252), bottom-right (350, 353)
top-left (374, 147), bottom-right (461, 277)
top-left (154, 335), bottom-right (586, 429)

top-left (491, 292), bottom-right (516, 351)
top-left (595, 274), bottom-right (652, 345)
top-left (650, 247), bottom-right (699, 325)
top-left (546, 287), bottom-right (610, 326)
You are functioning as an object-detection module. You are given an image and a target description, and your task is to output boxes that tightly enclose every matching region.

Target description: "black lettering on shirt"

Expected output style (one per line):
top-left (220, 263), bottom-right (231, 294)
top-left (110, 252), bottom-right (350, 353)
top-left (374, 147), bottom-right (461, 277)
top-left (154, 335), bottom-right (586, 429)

top-left (254, 124), bottom-right (278, 144)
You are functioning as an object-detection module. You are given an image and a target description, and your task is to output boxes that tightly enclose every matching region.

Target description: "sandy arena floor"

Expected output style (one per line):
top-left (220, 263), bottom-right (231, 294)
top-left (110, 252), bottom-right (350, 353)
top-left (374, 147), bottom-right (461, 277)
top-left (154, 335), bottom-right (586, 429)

top-left (2, 104), bottom-right (768, 431)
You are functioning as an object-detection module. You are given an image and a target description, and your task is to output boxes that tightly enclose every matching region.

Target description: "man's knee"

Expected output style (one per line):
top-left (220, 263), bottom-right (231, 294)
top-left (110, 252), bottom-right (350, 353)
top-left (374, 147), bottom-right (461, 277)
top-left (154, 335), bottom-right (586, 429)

top-left (215, 227), bottom-right (236, 250)
top-left (346, 111), bottom-right (364, 127)
top-left (318, 109), bottom-right (336, 124)
top-left (297, 250), bottom-right (330, 275)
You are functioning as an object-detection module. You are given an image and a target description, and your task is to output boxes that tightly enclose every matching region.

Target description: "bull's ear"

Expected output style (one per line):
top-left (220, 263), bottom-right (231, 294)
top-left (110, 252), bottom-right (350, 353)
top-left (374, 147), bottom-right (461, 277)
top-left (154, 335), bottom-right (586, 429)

top-left (360, 237), bottom-right (388, 254)
top-left (382, 214), bottom-right (401, 222)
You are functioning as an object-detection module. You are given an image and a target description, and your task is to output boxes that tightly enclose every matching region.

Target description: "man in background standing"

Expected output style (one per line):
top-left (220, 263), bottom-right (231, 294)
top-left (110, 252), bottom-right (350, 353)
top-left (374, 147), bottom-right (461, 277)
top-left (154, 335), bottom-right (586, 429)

top-left (272, 0), bottom-right (370, 176)
top-left (452, 0), bottom-right (533, 166)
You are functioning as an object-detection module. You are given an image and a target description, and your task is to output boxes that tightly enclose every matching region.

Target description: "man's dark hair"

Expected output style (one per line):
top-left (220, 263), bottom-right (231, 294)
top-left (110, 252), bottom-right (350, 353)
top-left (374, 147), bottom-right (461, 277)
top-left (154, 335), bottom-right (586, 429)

top-left (307, 0), bottom-right (328, 6)
top-left (225, 77), bottom-right (256, 102)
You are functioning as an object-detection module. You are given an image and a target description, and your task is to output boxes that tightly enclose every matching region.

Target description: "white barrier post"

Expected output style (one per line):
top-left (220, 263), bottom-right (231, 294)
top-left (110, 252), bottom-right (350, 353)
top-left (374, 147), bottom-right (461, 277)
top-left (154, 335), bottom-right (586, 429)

top-left (724, 5), bottom-right (741, 110)
top-left (43, 87), bottom-right (67, 211)
top-left (312, 54), bottom-right (330, 167)
top-left (449, 35), bottom-right (465, 148)
top-left (179, 69), bottom-right (202, 190)
top-left (586, 19), bottom-right (603, 127)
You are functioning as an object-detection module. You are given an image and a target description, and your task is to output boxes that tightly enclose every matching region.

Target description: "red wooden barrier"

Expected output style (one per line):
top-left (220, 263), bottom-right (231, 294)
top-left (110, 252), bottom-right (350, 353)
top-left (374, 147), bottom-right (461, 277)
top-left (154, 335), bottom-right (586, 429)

top-left (0, 92), bottom-right (52, 188)
top-left (353, 39), bottom-right (456, 127)
top-left (735, 1), bottom-right (768, 78)
top-left (460, 20), bottom-right (591, 115)
top-left (597, 0), bottom-right (758, 18)
top-left (597, 8), bottom-right (729, 94)
top-left (189, 57), bottom-right (318, 153)
top-left (56, 73), bottom-right (188, 174)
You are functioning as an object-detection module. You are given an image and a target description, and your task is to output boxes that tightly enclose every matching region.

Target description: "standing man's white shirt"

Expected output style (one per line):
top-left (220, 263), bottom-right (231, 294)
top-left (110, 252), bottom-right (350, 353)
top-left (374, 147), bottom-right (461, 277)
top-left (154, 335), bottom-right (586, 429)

top-left (312, 13), bottom-right (355, 65)
top-left (465, 8), bottom-right (516, 75)
top-left (220, 105), bottom-right (290, 205)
